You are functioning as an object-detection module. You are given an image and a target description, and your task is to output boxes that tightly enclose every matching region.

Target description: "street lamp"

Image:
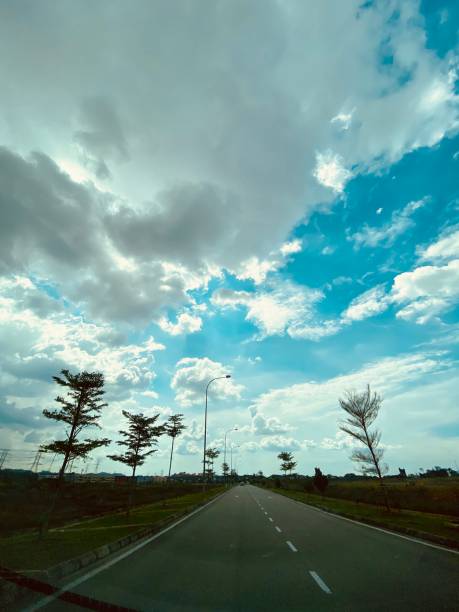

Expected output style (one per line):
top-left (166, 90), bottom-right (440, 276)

top-left (224, 426), bottom-right (238, 486)
top-left (202, 375), bottom-right (231, 488)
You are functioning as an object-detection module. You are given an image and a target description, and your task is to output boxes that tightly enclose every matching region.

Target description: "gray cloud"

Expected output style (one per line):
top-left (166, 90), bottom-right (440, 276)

top-left (0, 398), bottom-right (46, 431)
top-left (0, 1), bottom-right (457, 327)
top-left (75, 96), bottom-right (129, 179)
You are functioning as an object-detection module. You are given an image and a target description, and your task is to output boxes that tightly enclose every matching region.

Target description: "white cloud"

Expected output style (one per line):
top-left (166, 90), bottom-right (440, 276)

top-left (321, 246), bottom-right (335, 256)
top-left (342, 284), bottom-right (390, 322)
top-left (141, 390), bottom-right (159, 399)
top-left (349, 198), bottom-right (429, 248)
top-left (376, 207), bottom-right (383, 215)
top-left (0, 276), bottom-right (164, 389)
top-left (158, 312), bottom-right (202, 336)
top-left (288, 319), bottom-right (342, 341)
top-left (0, 2), bottom-right (458, 328)
top-left (247, 408), bottom-right (295, 436)
top-left (320, 431), bottom-right (356, 450)
top-left (391, 260), bottom-right (459, 324)
top-left (212, 280), bottom-right (325, 339)
top-left (331, 110), bottom-right (354, 131)
top-left (419, 227), bottom-right (459, 262)
top-left (235, 239), bottom-right (302, 285)
top-left (259, 435), bottom-right (303, 452)
top-left (171, 357), bottom-right (243, 407)
top-left (313, 151), bottom-right (352, 194)
top-left (175, 440), bottom-right (201, 456)
top-left (280, 240), bottom-right (302, 256)
top-left (251, 351), bottom-right (452, 421)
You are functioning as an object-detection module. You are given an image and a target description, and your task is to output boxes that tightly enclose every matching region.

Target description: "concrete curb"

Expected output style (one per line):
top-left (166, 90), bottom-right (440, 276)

top-left (268, 488), bottom-right (459, 551)
top-left (0, 489), bottom-right (224, 609)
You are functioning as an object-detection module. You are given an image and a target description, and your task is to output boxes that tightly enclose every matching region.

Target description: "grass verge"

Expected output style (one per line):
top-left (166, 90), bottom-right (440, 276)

top-left (0, 487), bottom-right (224, 571)
top-left (269, 488), bottom-right (459, 549)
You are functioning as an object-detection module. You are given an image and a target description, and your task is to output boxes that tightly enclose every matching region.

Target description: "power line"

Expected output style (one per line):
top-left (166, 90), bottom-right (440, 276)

top-left (0, 450), bottom-right (9, 470)
top-left (30, 450), bottom-right (44, 472)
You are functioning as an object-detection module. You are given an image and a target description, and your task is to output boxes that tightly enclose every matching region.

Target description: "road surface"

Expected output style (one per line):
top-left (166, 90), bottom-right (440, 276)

top-left (23, 485), bottom-right (459, 611)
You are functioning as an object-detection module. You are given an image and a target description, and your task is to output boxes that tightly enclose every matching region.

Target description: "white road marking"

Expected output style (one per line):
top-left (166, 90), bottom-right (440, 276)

top-left (264, 511), bottom-right (268, 515)
top-left (266, 487), bottom-right (459, 556)
top-left (235, 495), bottom-right (239, 498)
top-left (309, 571), bottom-right (332, 594)
top-left (275, 526), bottom-right (282, 533)
top-left (268, 518), bottom-right (273, 522)
top-left (24, 491), bottom-right (227, 611)
top-left (286, 540), bottom-right (298, 552)
top-left (290, 498), bottom-right (459, 556)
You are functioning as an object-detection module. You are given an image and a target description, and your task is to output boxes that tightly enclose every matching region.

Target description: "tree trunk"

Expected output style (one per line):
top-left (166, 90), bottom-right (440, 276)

top-left (39, 390), bottom-right (85, 539)
top-left (168, 436), bottom-right (175, 481)
top-left (127, 464), bottom-right (137, 517)
top-left (363, 424), bottom-right (391, 512)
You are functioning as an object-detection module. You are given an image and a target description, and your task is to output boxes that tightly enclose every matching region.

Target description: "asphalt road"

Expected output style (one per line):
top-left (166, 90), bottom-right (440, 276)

top-left (23, 485), bottom-right (459, 611)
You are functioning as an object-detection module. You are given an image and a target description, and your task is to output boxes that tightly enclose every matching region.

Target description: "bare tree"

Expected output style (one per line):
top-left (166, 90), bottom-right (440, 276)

top-left (339, 384), bottom-right (390, 511)
top-left (165, 414), bottom-right (187, 481)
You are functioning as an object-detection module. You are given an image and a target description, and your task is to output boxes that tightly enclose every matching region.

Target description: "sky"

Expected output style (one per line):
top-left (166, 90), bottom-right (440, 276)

top-left (0, 0), bottom-right (458, 477)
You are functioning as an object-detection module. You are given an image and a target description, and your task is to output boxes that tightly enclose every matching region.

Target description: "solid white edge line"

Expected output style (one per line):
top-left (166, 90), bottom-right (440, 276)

top-left (263, 488), bottom-right (459, 556)
top-left (309, 571), bottom-right (332, 594)
top-left (275, 526), bottom-right (282, 533)
top-left (286, 540), bottom-right (298, 552)
top-left (24, 491), bottom-right (227, 611)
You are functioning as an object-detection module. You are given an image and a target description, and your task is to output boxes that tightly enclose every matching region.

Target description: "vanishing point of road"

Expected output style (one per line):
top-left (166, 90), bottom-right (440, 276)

top-left (23, 485), bottom-right (459, 611)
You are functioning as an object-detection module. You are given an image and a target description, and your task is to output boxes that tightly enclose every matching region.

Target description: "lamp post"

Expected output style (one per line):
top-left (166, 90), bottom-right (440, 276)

top-left (224, 426), bottom-right (238, 487)
top-left (202, 375), bottom-right (231, 489)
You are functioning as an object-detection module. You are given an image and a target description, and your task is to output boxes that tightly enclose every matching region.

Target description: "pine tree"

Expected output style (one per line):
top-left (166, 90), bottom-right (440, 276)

top-left (39, 369), bottom-right (111, 537)
top-left (108, 410), bottom-right (164, 515)
top-left (41, 370), bottom-right (111, 481)
top-left (108, 410), bottom-right (164, 478)
top-left (165, 414), bottom-right (187, 480)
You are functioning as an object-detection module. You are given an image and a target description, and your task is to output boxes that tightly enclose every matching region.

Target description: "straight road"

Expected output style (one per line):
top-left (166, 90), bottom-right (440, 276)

top-left (24, 485), bottom-right (459, 611)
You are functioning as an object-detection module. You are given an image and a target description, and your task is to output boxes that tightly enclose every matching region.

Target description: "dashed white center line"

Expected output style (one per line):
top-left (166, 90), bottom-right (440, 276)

top-left (286, 540), bottom-right (298, 552)
top-left (268, 517), bottom-right (273, 522)
top-left (264, 511), bottom-right (268, 515)
top-left (309, 571), bottom-right (332, 594)
top-left (275, 526), bottom-right (282, 533)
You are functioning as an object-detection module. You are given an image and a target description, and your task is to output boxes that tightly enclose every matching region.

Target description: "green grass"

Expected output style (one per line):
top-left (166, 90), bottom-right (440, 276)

top-left (0, 479), bottom-right (214, 536)
top-left (0, 487), bottom-right (223, 571)
top-left (270, 488), bottom-right (459, 548)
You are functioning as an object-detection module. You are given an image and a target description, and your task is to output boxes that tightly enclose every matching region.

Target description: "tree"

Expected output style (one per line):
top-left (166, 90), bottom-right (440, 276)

top-left (205, 448), bottom-right (220, 481)
top-left (338, 384), bottom-right (390, 511)
top-left (39, 369), bottom-right (111, 537)
top-left (313, 467), bottom-right (329, 494)
top-left (277, 451), bottom-right (296, 477)
top-left (108, 410), bottom-right (164, 478)
top-left (222, 461), bottom-right (230, 478)
top-left (41, 370), bottom-right (111, 481)
top-left (165, 414), bottom-right (186, 480)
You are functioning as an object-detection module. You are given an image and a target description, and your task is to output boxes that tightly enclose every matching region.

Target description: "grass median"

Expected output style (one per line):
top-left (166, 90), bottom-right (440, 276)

top-left (0, 486), bottom-right (224, 571)
top-left (269, 487), bottom-right (459, 548)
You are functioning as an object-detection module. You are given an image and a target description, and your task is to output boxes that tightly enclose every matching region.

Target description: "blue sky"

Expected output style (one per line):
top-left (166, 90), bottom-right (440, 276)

top-left (0, 0), bottom-right (458, 476)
